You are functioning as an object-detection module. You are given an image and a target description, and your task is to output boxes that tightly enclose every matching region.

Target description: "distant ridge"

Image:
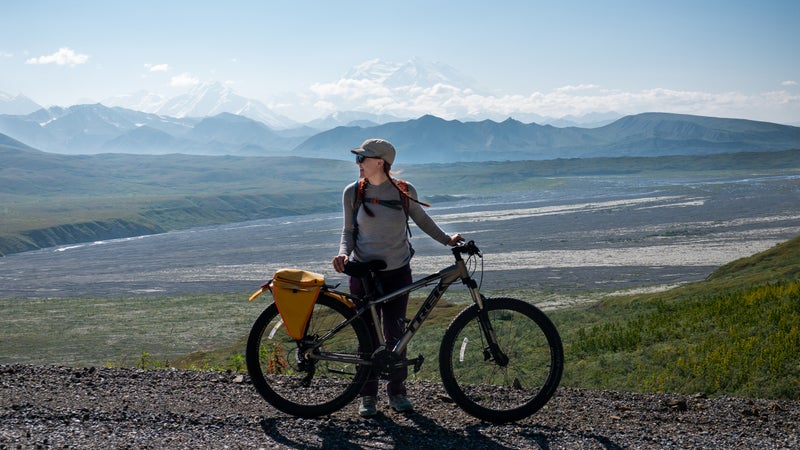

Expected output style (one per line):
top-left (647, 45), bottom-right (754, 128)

top-left (296, 112), bottom-right (800, 163)
top-left (0, 132), bottom-right (36, 152)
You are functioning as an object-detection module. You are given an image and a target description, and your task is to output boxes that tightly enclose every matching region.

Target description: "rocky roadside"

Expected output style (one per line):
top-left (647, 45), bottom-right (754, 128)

top-left (1, 364), bottom-right (798, 449)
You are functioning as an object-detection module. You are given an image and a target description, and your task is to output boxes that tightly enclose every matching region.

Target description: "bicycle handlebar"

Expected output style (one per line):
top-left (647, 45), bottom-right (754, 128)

top-left (452, 240), bottom-right (481, 258)
top-left (341, 241), bottom-right (481, 279)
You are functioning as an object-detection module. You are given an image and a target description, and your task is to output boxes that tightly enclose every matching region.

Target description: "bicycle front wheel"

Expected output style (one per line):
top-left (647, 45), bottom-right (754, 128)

top-left (246, 293), bottom-right (373, 418)
top-left (439, 297), bottom-right (563, 423)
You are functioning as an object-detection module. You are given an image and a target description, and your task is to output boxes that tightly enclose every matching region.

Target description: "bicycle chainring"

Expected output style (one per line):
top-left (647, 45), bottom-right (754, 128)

top-left (371, 349), bottom-right (404, 379)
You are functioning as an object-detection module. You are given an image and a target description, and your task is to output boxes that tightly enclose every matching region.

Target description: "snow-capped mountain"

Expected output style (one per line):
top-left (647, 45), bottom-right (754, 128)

top-left (0, 91), bottom-right (42, 115)
top-left (313, 58), bottom-right (495, 120)
top-left (102, 82), bottom-right (299, 130)
top-left (344, 58), bottom-right (478, 90)
top-left (102, 90), bottom-right (168, 114)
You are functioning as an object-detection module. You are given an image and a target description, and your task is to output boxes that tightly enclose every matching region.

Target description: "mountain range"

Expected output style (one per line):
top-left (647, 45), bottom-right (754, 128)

top-left (295, 113), bottom-right (800, 162)
top-left (0, 100), bottom-right (798, 163)
top-left (0, 82), bottom-right (621, 131)
top-left (102, 83), bottom-right (301, 130)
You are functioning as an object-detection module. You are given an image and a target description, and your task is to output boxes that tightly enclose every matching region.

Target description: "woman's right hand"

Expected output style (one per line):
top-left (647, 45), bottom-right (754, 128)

top-left (332, 254), bottom-right (349, 273)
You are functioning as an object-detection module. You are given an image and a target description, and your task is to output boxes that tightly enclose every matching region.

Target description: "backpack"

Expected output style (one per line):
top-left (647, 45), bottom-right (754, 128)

top-left (352, 178), bottom-right (430, 242)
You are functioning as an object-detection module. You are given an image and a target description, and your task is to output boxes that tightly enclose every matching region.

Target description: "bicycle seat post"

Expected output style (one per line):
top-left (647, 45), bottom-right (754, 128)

top-left (362, 270), bottom-right (387, 348)
top-left (343, 260), bottom-right (389, 348)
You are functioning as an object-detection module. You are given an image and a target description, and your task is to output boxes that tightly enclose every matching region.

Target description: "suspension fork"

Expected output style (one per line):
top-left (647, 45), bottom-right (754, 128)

top-left (457, 257), bottom-right (510, 367)
top-left (476, 307), bottom-right (509, 366)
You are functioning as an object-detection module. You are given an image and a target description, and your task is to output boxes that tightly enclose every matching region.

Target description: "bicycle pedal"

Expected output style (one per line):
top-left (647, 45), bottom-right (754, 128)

top-left (412, 354), bottom-right (424, 373)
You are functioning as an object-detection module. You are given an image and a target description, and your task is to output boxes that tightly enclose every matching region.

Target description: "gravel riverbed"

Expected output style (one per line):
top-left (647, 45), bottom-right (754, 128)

top-left (1, 365), bottom-right (798, 449)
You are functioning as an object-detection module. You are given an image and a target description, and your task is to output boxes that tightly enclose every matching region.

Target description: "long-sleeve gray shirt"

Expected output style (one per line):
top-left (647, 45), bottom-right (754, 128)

top-left (338, 179), bottom-right (452, 271)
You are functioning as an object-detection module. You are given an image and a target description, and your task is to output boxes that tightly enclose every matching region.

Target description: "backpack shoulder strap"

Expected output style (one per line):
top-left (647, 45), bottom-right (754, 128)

top-left (393, 178), bottom-right (413, 238)
top-left (395, 179), bottom-right (410, 214)
top-left (352, 179), bottom-right (368, 241)
top-left (353, 179), bottom-right (368, 211)
top-left (352, 178), bottom-right (426, 241)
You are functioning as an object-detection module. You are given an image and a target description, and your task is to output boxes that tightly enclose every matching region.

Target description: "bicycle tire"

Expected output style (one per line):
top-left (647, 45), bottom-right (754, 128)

top-left (246, 293), bottom-right (374, 418)
top-left (439, 297), bottom-right (564, 423)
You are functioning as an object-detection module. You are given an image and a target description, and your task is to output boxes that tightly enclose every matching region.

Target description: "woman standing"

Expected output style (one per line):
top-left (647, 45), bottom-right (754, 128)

top-left (332, 138), bottom-right (463, 417)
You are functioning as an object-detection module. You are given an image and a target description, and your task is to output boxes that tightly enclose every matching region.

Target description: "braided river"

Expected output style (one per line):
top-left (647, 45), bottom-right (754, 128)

top-left (2, 173), bottom-right (799, 299)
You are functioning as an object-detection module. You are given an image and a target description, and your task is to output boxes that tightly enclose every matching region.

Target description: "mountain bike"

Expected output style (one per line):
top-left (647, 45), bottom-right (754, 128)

top-left (245, 240), bottom-right (563, 423)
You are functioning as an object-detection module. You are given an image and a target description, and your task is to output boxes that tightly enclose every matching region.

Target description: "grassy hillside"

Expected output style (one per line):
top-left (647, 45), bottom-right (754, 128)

top-left (3, 144), bottom-right (799, 255)
top-left (553, 235), bottom-right (800, 399)
top-left (0, 146), bottom-right (353, 255)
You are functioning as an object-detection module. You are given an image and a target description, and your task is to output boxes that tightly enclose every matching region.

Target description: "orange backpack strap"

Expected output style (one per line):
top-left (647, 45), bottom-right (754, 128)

top-left (352, 179), bottom-right (368, 241)
top-left (396, 179), bottom-right (410, 214)
top-left (352, 178), bottom-right (430, 241)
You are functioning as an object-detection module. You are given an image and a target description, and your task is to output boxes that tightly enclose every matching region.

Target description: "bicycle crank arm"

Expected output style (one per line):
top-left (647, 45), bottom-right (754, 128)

top-left (394, 354), bottom-right (425, 373)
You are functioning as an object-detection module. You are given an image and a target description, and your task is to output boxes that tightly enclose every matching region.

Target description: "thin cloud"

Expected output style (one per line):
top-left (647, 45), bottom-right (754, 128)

top-left (555, 84), bottom-right (601, 93)
top-left (310, 78), bottom-right (390, 98)
top-left (781, 80), bottom-right (797, 87)
top-left (170, 73), bottom-right (200, 87)
top-left (145, 63), bottom-right (170, 72)
top-left (308, 71), bottom-right (798, 122)
top-left (25, 47), bottom-right (89, 66)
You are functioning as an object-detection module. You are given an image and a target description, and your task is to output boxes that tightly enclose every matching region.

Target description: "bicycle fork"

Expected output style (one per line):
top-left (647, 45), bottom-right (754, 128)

top-left (459, 259), bottom-right (510, 368)
top-left (476, 308), bottom-right (509, 366)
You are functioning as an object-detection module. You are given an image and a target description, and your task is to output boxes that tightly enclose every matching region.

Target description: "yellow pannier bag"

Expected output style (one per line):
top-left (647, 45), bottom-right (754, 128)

top-left (270, 269), bottom-right (325, 340)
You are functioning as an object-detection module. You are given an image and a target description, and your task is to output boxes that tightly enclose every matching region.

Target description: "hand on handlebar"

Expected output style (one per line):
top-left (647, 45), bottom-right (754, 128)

top-left (447, 233), bottom-right (465, 246)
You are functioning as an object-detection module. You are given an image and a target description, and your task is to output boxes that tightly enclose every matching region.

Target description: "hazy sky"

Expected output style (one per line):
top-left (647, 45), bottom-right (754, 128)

top-left (2, 0), bottom-right (798, 124)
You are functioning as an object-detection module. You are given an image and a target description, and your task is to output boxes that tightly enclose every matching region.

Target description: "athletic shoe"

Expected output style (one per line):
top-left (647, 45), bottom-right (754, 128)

top-left (388, 394), bottom-right (413, 412)
top-left (358, 396), bottom-right (377, 417)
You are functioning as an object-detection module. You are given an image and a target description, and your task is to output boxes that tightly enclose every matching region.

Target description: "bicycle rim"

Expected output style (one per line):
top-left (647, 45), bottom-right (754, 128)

top-left (439, 297), bottom-right (564, 423)
top-left (246, 294), bottom-right (373, 418)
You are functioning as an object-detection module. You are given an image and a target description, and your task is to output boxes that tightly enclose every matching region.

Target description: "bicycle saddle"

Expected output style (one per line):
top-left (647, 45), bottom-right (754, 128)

top-left (343, 260), bottom-right (387, 277)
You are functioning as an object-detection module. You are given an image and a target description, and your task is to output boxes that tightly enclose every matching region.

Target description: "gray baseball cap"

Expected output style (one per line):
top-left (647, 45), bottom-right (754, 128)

top-left (351, 138), bottom-right (396, 165)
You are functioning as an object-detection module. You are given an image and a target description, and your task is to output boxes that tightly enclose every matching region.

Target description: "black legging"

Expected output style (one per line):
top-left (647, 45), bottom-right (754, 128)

top-left (349, 263), bottom-right (412, 397)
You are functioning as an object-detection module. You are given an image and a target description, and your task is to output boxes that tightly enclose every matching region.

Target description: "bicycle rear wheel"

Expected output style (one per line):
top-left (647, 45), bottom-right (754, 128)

top-left (246, 293), bottom-right (373, 418)
top-left (439, 297), bottom-right (563, 423)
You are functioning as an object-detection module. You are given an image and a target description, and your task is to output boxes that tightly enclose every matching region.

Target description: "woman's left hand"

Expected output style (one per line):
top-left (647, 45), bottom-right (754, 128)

top-left (447, 233), bottom-right (465, 246)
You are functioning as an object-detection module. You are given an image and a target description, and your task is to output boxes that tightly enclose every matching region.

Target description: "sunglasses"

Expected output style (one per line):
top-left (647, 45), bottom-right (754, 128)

top-left (355, 154), bottom-right (378, 163)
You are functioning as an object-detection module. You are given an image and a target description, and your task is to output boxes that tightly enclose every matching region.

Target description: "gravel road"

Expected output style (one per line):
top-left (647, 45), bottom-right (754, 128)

top-left (2, 365), bottom-right (798, 449)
